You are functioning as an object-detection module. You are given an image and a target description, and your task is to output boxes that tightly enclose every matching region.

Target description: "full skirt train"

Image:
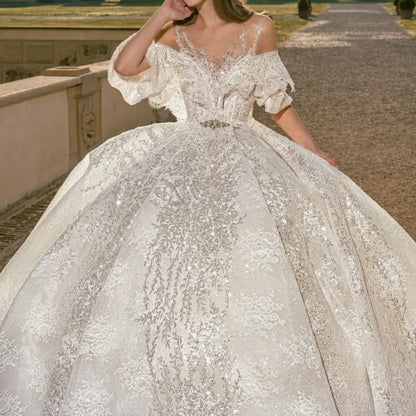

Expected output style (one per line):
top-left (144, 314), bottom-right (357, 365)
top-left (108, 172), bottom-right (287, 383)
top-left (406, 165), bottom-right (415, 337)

top-left (0, 118), bottom-right (415, 415)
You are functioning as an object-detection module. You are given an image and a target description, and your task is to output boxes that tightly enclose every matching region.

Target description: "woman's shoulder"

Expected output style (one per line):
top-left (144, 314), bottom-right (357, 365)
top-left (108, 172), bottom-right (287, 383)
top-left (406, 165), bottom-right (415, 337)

top-left (248, 13), bottom-right (277, 54)
top-left (154, 22), bottom-right (178, 50)
top-left (249, 12), bottom-right (273, 24)
top-left (247, 12), bottom-right (274, 31)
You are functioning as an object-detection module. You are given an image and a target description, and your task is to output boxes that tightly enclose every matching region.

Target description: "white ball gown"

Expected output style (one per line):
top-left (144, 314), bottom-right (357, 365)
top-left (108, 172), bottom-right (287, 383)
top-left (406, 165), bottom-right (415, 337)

top-left (0, 15), bottom-right (416, 416)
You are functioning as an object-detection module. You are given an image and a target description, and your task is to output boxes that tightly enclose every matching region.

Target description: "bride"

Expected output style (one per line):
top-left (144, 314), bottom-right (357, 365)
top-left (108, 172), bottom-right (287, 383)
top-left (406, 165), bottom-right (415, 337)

top-left (0, 0), bottom-right (415, 415)
top-left (113, 0), bottom-right (338, 169)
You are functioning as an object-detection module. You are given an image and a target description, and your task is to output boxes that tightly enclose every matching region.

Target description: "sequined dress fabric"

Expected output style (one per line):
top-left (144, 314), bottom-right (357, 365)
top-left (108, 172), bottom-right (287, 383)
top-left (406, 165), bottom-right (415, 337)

top-left (1, 16), bottom-right (416, 416)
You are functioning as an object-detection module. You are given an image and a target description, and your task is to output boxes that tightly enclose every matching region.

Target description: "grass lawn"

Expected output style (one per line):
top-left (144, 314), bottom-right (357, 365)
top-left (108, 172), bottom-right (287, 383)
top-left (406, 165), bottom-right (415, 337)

top-left (382, 3), bottom-right (416, 40)
top-left (0, 17), bottom-right (312, 44)
top-left (399, 19), bottom-right (416, 40)
top-left (0, 3), bottom-right (327, 30)
top-left (273, 17), bottom-right (310, 43)
top-left (0, 3), bottom-right (327, 16)
top-left (0, 17), bottom-right (149, 26)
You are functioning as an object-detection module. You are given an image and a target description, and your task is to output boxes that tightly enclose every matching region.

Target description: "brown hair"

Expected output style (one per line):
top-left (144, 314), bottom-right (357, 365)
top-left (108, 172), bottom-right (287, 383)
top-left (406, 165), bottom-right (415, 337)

top-left (173, 0), bottom-right (254, 26)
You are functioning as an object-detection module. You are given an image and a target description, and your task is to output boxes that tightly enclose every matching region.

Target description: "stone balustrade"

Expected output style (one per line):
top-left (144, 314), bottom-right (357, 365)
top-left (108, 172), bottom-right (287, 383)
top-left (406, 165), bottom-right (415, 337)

top-left (0, 27), bottom-right (139, 84)
top-left (0, 60), bottom-right (169, 211)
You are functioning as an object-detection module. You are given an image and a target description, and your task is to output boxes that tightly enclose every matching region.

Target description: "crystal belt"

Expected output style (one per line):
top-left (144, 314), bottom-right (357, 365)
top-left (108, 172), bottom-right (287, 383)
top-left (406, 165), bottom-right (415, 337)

top-left (199, 120), bottom-right (231, 129)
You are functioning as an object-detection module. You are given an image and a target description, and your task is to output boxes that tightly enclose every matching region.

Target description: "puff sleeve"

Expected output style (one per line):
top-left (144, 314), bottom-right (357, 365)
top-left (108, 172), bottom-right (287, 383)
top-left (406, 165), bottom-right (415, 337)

top-left (107, 33), bottom-right (174, 107)
top-left (253, 50), bottom-right (295, 114)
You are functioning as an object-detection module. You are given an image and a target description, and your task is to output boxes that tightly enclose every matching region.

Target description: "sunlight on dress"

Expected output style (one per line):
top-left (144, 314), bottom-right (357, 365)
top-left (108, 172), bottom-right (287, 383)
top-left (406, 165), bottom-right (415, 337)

top-left (0, 15), bottom-right (415, 416)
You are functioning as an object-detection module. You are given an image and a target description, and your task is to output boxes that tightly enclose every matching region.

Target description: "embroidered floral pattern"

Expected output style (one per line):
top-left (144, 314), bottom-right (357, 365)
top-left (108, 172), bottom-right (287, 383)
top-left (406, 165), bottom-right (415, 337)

top-left (0, 12), bottom-right (415, 416)
top-left (0, 333), bottom-right (17, 374)
top-left (61, 381), bottom-right (112, 416)
top-left (237, 231), bottom-right (282, 272)
top-left (0, 393), bottom-right (27, 416)
top-left (230, 291), bottom-right (285, 336)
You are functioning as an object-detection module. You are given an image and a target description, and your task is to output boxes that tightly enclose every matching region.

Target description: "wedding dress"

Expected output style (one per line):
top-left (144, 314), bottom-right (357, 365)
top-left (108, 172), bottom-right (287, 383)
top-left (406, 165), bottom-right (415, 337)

top-left (1, 15), bottom-right (416, 416)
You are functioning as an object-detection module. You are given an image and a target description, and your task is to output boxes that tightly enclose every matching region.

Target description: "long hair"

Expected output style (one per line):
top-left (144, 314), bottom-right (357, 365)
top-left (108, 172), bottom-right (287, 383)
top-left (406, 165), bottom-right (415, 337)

top-left (155, 1), bottom-right (257, 42)
top-left (173, 0), bottom-right (254, 25)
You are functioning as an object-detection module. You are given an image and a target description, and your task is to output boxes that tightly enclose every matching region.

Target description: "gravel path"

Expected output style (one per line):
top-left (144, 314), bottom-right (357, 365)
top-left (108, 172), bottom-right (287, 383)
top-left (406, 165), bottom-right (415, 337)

top-left (255, 2), bottom-right (416, 240)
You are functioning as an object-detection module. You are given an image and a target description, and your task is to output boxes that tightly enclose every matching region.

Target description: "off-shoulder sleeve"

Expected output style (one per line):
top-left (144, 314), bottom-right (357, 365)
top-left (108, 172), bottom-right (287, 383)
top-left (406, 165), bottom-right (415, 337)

top-left (253, 50), bottom-right (295, 114)
top-left (107, 33), bottom-right (174, 107)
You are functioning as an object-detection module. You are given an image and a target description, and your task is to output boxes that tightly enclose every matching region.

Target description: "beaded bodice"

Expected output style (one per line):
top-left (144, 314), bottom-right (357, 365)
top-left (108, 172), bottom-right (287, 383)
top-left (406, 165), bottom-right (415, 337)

top-left (107, 15), bottom-right (295, 126)
top-left (166, 20), bottom-right (262, 125)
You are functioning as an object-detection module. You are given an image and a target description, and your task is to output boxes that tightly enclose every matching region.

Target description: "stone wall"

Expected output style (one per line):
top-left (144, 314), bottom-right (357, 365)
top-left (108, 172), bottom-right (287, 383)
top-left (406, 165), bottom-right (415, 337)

top-left (0, 59), bottom-right (172, 211)
top-left (0, 27), bottom-right (138, 84)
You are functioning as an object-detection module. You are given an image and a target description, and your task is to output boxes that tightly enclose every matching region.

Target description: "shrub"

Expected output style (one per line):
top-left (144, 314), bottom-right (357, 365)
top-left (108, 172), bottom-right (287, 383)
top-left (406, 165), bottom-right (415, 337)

top-left (398, 0), bottom-right (415, 10)
top-left (298, 0), bottom-right (310, 11)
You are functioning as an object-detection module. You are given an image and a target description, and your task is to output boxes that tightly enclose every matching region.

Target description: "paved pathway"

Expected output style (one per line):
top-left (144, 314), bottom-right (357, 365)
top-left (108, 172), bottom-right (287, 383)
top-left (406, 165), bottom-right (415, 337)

top-left (0, 175), bottom-right (67, 271)
top-left (255, 1), bottom-right (416, 240)
top-left (1, 2), bottom-right (415, 271)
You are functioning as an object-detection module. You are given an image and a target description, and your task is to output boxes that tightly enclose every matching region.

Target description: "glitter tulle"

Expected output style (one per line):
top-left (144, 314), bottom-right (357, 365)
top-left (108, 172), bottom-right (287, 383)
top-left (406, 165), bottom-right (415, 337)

top-left (1, 15), bottom-right (416, 416)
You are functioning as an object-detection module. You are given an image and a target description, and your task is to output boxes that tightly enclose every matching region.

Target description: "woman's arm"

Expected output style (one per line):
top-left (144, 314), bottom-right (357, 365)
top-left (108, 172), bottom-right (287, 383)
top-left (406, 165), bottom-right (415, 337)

top-left (272, 105), bottom-right (339, 169)
top-left (256, 17), bottom-right (338, 169)
top-left (114, 0), bottom-right (192, 77)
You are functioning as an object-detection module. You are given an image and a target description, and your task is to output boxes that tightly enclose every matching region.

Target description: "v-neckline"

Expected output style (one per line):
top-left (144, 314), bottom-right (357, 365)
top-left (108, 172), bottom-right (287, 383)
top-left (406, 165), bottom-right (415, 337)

top-left (171, 17), bottom-right (264, 74)
top-left (175, 24), bottom-right (248, 70)
top-left (152, 17), bottom-right (272, 81)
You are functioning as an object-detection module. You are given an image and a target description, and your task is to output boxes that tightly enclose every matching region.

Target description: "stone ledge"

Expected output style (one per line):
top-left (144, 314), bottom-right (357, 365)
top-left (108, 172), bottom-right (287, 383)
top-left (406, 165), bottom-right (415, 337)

top-left (0, 60), bottom-right (109, 107)
top-left (0, 55), bottom-right (152, 217)
top-left (0, 75), bottom-right (80, 107)
top-left (0, 27), bottom-right (138, 41)
top-left (0, 29), bottom-right (134, 83)
top-left (43, 66), bottom-right (91, 77)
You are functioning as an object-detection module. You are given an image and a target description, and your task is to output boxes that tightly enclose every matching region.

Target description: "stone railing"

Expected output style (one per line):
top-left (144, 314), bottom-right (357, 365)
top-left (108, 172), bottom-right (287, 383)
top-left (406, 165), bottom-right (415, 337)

top-left (0, 27), bottom-right (138, 84)
top-left (0, 60), bottom-right (171, 211)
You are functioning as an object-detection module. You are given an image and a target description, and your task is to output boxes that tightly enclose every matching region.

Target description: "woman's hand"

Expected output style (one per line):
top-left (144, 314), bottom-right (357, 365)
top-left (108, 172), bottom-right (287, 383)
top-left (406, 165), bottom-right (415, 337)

top-left (314, 149), bottom-right (339, 169)
top-left (113, 0), bottom-right (193, 77)
top-left (272, 106), bottom-right (339, 170)
top-left (160, 0), bottom-right (194, 21)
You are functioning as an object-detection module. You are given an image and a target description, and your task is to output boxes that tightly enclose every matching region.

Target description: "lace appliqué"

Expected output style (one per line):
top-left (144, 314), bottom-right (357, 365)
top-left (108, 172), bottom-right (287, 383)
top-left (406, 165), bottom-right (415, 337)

top-left (0, 393), bottom-right (28, 416)
top-left (0, 332), bottom-right (18, 374)
top-left (114, 354), bottom-right (153, 397)
top-left (230, 291), bottom-right (286, 338)
top-left (78, 315), bottom-right (118, 360)
top-left (237, 230), bottom-right (282, 272)
top-left (61, 380), bottom-right (113, 416)
top-left (175, 22), bottom-right (251, 75)
top-left (138, 127), bottom-right (245, 414)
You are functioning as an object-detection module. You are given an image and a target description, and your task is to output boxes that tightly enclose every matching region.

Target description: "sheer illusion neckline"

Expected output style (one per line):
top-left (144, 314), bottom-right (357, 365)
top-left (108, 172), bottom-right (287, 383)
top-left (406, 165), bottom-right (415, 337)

top-left (154, 17), bottom-right (267, 75)
top-left (175, 23), bottom-right (250, 70)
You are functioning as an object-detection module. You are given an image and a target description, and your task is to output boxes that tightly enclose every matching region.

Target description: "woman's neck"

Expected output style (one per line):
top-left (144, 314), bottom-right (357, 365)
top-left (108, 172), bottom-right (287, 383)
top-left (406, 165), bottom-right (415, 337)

top-left (194, 0), bottom-right (227, 28)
